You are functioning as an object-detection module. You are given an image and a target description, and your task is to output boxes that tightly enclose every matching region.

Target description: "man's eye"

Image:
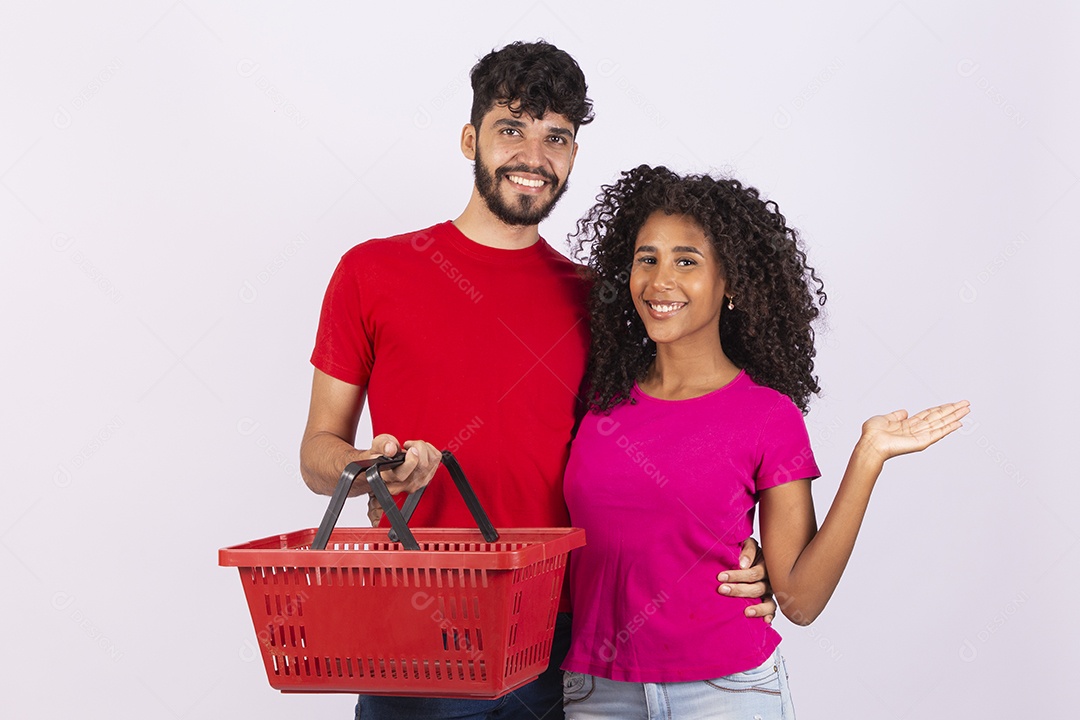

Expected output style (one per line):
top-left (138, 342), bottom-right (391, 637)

top-left (677, 258), bottom-right (697, 266)
top-left (549, 135), bottom-right (566, 144)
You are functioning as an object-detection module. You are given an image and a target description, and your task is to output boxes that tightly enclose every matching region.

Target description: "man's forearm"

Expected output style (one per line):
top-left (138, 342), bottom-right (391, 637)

top-left (299, 431), bottom-right (372, 496)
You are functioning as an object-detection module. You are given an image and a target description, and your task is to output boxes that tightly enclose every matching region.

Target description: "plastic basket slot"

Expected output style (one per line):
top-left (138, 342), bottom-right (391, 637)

top-left (277, 623), bottom-right (286, 648)
top-left (303, 655), bottom-right (311, 676)
top-left (288, 625), bottom-right (296, 648)
top-left (507, 622), bottom-right (518, 648)
top-left (313, 656), bottom-right (322, 677)
top-left (437, 595), bottom-right (449, 624)
top-left (272, 654), bottom-right (280, 675)
top-left (476, 627), bottom-right (484, 651)
top-left (263, 593), bottom-right (272, 616)
top-left (512, 591), bottom-right (522, 615)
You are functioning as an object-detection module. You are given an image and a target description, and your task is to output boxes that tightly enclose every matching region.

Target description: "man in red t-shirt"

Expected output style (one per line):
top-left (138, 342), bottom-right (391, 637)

top-left (299, 40), bottom-right (773, 720)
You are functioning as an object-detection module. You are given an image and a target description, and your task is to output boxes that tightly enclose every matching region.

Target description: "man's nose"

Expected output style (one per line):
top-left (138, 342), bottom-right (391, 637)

top-left (516, 135), bottom-right (545, 168)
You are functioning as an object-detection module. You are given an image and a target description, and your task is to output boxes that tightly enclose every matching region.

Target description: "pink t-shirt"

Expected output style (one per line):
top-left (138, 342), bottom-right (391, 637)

top-left (562, 370), bottom-right (820, 682)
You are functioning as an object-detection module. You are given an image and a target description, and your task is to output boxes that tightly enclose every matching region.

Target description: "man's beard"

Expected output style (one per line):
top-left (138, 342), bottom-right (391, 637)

top-left (473, 147), bottom-right (570, 227)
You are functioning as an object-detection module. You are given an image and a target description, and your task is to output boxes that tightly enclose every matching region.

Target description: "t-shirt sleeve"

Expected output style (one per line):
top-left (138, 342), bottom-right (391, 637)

top-left (755, 397), bottom-right (821, 492)
top-left (309, 251), bottom-right (375, 387)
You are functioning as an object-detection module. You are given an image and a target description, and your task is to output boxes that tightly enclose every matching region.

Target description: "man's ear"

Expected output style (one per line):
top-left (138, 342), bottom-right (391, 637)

top-left (460, 124), bottom-right (477, 161)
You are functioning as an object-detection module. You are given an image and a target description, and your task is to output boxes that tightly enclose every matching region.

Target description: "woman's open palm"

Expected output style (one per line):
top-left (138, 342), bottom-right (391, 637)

top-left (861, 400), bottom-right (971, 461)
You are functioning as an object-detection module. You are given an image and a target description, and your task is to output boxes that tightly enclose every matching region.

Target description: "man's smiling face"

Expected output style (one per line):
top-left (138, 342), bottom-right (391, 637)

top-left (469, 102), bottom-right (578, 226)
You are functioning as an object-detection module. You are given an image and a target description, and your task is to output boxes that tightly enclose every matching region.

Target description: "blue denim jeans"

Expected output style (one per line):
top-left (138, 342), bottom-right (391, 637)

top-left (562, 648), bottom-right (795, 720)
top-left (355, 613), bottom-right (571, 720)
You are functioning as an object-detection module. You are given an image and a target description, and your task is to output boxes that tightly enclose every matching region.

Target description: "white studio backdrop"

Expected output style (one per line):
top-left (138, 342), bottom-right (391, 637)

top-left (2, 2), bottom-right (1076, 718)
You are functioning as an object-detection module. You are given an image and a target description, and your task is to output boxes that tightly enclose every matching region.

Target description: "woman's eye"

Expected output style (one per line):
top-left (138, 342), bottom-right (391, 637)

top-left (676, 258), bottom-right (697, 266)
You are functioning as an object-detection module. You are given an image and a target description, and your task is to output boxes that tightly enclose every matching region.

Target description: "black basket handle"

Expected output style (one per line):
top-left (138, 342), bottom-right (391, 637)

top-left (310, 450), bottom-right (498, 551)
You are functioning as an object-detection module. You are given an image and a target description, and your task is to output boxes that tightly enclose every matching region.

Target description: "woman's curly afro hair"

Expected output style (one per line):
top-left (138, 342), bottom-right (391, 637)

top-left (572, 164), bottom-right (827, 414)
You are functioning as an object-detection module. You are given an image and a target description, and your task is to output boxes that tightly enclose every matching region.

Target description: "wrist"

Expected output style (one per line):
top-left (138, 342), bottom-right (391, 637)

top-left (852, 437), bottom-right (888, 472)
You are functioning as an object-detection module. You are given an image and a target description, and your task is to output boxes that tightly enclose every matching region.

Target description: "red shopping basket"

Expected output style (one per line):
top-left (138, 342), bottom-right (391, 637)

top-left (219, 451), bottom-right (585, 699)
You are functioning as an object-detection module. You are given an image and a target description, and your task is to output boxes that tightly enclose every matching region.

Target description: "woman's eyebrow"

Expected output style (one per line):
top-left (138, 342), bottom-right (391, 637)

top-left (634, 245), bottom-right (705, 256)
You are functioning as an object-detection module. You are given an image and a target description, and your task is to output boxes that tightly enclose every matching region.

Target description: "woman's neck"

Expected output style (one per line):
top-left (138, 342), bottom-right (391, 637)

top-left (639, 344), bottom-right (741, 401)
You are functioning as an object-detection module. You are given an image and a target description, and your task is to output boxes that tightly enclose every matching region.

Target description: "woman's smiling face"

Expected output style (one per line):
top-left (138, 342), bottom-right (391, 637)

top-left (630, 211), bottom-right (729, 351)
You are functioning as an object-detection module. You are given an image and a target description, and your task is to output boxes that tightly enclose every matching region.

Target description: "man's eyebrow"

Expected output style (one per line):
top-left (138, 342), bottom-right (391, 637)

top-left (493, 118), bottom-right (526, 129)
top-left (546, 125), bottom-right (574, 139)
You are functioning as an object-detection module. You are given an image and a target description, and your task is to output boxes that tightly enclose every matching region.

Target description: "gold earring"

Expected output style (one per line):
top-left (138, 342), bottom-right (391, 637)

top-left (727, 296), bottom-right (735, 311)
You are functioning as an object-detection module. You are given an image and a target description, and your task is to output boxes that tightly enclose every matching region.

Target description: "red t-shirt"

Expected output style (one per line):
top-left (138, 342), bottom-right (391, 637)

top-left (311, 221), bottom-right (590, 530)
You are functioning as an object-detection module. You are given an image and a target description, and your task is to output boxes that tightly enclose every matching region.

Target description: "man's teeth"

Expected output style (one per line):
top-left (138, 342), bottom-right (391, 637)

top-left (508, 175), bottom-right (545, 188)
top-left (649, 302), bottom-right (685, 313)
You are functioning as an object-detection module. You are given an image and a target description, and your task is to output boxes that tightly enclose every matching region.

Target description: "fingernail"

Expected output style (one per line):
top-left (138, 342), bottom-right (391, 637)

top-left (408, 446), bottom-right (419, 456)
top-left (384, 442), bottom-right (394, 454)
top-left (719, 585), bottom-right (731, 595)
top-left (746, 608), bottom-right (755, 617)
top-left (717, 573), bottom-right (728, 582)
top-left (740, 557), bottom-right (750, 569)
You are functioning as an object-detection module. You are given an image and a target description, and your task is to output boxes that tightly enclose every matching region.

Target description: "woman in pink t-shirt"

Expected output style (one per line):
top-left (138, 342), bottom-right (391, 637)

top-left (561, 165), bottom-right (969, 719)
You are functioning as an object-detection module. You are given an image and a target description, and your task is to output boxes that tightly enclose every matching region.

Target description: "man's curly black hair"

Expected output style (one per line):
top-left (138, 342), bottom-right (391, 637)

top-left (572, 165), bottom-right (827, 414)
top-left (470, 40), bottom-right (594, 132)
